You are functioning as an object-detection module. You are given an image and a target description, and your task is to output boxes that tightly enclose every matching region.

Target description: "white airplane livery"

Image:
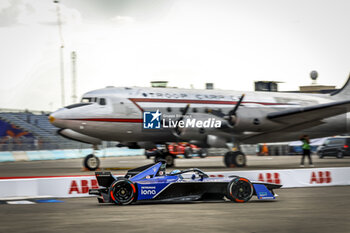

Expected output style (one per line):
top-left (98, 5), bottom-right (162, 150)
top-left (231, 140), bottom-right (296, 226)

top-left (49, 76), bottom-right (350, 170)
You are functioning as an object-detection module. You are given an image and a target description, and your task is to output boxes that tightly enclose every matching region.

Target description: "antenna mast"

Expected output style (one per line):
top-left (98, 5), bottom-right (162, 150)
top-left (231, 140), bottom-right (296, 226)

top-left (71, 51), bottom-right (77, 103)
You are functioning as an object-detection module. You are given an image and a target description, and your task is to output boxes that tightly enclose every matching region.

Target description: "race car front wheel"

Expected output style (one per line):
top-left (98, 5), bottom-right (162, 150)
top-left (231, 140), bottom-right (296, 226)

top-left (227, 177), bottom-right (253, 203)
top-left (109, 178), bottom-right (137, 205)
top-left (198, 148), bottom-right (208, 158)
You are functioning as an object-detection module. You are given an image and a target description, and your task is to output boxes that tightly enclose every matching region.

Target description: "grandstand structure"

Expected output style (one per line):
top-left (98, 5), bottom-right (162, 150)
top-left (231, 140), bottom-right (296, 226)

top-left (0, 109), bottom-right (90, 151)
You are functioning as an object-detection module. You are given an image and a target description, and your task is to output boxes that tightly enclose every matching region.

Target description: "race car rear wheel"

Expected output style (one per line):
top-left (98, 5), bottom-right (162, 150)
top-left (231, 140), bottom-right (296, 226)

top-left (184, 147), bottom-right (193, 158)
top-left (109, 178), bottom-right (137, 205)
top-left (164, 154), bottom-right (175, 167)
top-left (227, 177), bottom-right (253, 203)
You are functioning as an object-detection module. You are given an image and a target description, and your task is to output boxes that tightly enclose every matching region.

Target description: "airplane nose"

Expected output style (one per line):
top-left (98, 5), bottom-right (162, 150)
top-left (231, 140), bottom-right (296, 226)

top-left (48, 115), bottom-right (55, 123)
top-left (49, 110), bottom-right (64, 128)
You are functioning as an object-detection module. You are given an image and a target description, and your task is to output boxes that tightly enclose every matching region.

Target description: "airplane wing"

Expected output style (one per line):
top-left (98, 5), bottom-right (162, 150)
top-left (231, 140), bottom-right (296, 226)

top-left (240, 100), bottom-right (350, 143)
top-left (267, 99), bottom-right (350, 124)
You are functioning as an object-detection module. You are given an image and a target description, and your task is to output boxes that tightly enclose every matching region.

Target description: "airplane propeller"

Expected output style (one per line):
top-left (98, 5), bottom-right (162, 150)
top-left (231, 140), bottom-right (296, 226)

top-left (174, 104), bottom-right (190, 135)
top-left (209, 94), bottom-right (245, 126)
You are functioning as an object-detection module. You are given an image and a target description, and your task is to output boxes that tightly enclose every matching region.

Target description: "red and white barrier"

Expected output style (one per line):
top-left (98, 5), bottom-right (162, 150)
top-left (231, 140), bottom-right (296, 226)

top-left (206, 167), bottom-right (350, 188)
top-left (0, 167), bottom-right (349, 199)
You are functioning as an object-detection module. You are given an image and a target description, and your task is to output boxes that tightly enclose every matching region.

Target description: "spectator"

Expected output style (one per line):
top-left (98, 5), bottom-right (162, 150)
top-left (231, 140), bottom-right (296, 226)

top-left (300, 135), bottom-right (313, 167)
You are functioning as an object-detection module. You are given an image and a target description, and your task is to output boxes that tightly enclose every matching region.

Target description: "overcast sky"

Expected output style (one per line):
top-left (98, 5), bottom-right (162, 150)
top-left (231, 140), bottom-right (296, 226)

top-left (1, 0), bottom-right (350, 111)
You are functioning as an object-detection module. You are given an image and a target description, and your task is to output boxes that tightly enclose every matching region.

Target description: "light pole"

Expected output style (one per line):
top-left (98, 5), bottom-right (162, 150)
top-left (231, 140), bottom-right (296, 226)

top-left (71, 51), bottom-right (77, 104)
top-left (54, 0), bottom-right (65, 107)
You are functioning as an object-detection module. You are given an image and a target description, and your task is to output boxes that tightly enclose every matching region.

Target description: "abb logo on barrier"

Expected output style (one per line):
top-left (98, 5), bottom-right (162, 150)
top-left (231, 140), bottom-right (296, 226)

top-left (310, 171), bottom-right (332, 184)
top-left (69, 179), bottom-right (99, 194)
top-left (258, 173), bottom-right (281, 184)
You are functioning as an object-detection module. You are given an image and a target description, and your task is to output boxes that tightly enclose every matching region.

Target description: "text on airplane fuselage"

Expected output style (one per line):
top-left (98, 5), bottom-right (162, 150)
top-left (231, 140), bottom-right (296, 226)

top-left (141, 92), bottom-right (241, 100)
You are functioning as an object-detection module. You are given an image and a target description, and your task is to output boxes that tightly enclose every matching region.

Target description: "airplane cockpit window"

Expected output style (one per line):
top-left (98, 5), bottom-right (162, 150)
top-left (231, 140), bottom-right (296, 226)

top-left (99, 98), bottom-right (106, 105)
top-left (81, 97), bottom-right (99, 103)
top-left (65, 103), bottom-right (92, 109)
top-left (81, 98), bottom-right (91, 103)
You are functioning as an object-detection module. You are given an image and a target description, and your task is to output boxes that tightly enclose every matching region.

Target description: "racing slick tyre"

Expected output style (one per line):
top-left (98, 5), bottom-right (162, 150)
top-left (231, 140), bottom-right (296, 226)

top-left (224, 151), bottom-right (246, 168)
top-left (164, 154), bottom-right (175, 167)
top-left (83, 154), bottom-right (100, 171)
top-left (109, 178), bottom-right (137, 205)
top-left (226, 177), bottom-right (253, 203)
top-left (184, 147), bottom-right (193, 159)
top-left (198, 148), bottom-right (208, 158)
top-left (147, 149), bottom-right (161, 159)
top-left (154, 154), bottom-right (163, 163)
top-left (337, 151), bottom-right (344, 159)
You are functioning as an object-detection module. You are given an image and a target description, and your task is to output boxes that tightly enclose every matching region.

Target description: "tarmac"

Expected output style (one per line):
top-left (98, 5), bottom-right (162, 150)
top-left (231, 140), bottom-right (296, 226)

top-left (0, 186), bottom-right (349, 233)
top-left (1, 154), bottom-right (350, 233)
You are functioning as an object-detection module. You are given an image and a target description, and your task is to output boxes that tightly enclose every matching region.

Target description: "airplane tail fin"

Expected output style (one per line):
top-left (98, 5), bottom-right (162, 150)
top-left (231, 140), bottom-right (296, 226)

top-left (330, 73), bottom-right (350, 98)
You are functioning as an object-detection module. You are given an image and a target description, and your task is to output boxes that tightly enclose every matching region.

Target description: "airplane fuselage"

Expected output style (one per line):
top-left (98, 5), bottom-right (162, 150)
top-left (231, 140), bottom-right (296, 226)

top-left (50, 86), bottom-right (349, 147)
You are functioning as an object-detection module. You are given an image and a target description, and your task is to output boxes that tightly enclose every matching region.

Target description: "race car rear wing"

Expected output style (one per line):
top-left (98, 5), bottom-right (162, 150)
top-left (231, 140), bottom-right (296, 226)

top-left (95, 171), bottom-right (115, 188)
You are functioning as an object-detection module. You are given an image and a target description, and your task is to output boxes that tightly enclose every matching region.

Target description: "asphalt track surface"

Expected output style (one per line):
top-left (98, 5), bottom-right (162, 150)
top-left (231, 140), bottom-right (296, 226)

top-left (1, 154), bottom-right (350, 177)
top-left (1, 155), bottom-right (350, 232)
top-left (0, 186), bottom-right (349, 233)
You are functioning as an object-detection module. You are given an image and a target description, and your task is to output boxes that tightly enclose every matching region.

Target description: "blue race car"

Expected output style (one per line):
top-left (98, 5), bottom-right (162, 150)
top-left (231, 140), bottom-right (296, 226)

top-left (89, 161), bottom-right (282, 205)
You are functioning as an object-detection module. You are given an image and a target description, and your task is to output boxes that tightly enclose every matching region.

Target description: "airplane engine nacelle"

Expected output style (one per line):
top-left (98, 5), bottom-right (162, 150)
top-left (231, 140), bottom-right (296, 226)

top-left (176, 126), bottom-right (208, 141)
top-left (206, 135), bottom-right (227, 147)
top-left (233, 109), bottom-right (279, 132)
top-left (174, 114), bottom-right (224, 141)
top-left (58, 129), bottom-right (102, 145)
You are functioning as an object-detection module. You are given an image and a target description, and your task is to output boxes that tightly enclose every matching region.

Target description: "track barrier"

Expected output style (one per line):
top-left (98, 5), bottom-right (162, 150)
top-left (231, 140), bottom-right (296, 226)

top-left (0, 167), bottom-right (349, 199)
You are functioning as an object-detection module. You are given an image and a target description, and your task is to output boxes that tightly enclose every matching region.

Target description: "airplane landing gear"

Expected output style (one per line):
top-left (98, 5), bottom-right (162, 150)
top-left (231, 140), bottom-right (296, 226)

top-left (83, 145), bottom-right (100, 171)
top-left (224, 151), bottom-right (246, 168)
top-left (83, 154), bottom-right (100, 171)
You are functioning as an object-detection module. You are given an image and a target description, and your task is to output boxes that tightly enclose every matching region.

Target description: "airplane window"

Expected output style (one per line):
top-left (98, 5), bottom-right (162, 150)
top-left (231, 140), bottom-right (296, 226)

top-left (81, 98), bottom-right (91, 103)
top-left (99, 98), bottom-right (106, 105)
top-left (81, 97), bottom-right (99, 103)
top-left (192, 108), bottom-right (197, 113)
top-left (167, 107), bottom-right (172, 112)
top-left (65, 103), bottom-right (92, 109)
